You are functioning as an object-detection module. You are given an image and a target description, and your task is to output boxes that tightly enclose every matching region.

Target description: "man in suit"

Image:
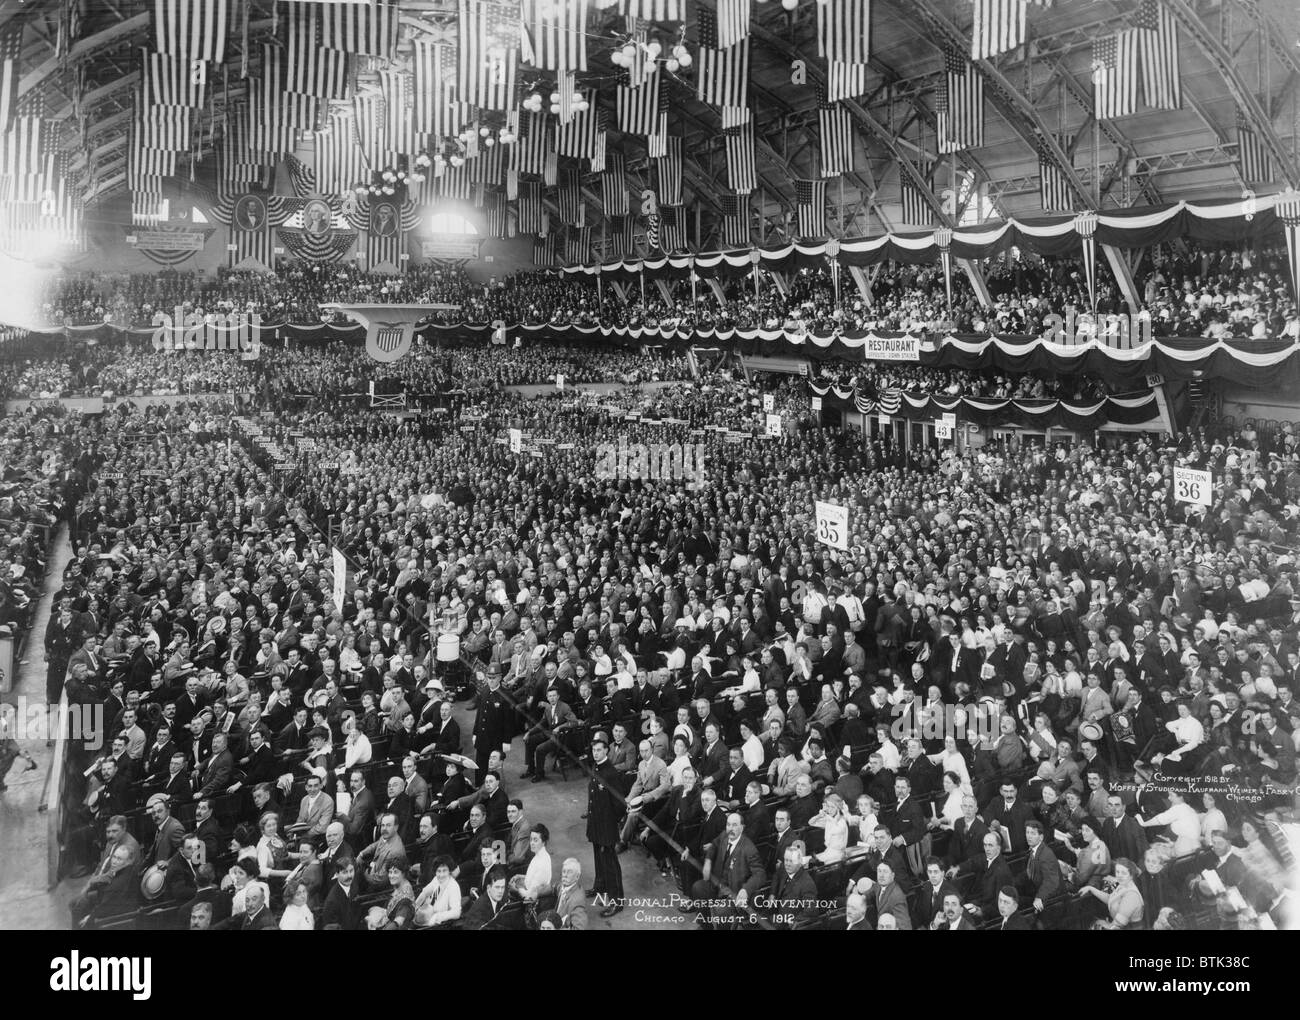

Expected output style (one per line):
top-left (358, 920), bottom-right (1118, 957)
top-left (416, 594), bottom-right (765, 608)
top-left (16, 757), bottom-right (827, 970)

top-left (982, 780), bottom-right (1034, 854)
top-left (944, 795), bottom-right (988, 876)
top-left (193, 732), bottom-right (233, 801)
top-left (321, 859), bottom-right (358, 929)
top-left (957, 832), bottom-right (1016, 919)
top-left (690, 811), bottom-right (767, 929)
top-left (156, 752), bottom-right (193, 806)
top-left (872, 859), bottom-right (912, 930)
top-left (552, 857), bottom-right (588, 930)
top-left (274, 707), bottom-right (310, 756)
top-left (765, 807), bottom-right (799, 875)
top-left (1100, 794), bottom-right (1149, 863)
top-left (715, 747), bottom-right (753, 812)
top-left (424, 700), bottom-right (462, 778)
top-left (77, 845), bottom-right (140, 929)
top-left (401, 755), bottom-right (430, 815)
top-left (697, 724), bottom-right (729, 789)
top-left (229, 728), bottom-right (278, 793)
top-left (289, 774), bottom-right (335, 840)
top-left (472, 672), bottom-right (514, 777)
top-left (141, 793), bottom-right (186, 869)
top-left (891, 776), bottom-right (930, 876)
top-left (142, 725), bottom-right (177, 785)
top-left (913, 857), bottom-right (959, 929)
top-left (523, 688), bottom-right (579, 781)
top-left (994, 886), bottom-right (1033, 929)
top-left (464, 866), bottom-right (518, 929)
top-left (618, 739), bottom-right (672, 849)
top-left (935, 891), bottom-right (978, 930)
top-left (1021, 820), bottom-right (1062, 913)
top-left (768, 844), bottom-right (820, 928)
top-left (319, 822), bottom-right (355, 882)
top-left (938, 633), bottom-right (978, 694)
top-left (586, 737), bottom-right (625, 917)
top-left (845, 891), bottom-right (871, 930)
top-left (343, 770), bottom-right (377, 844)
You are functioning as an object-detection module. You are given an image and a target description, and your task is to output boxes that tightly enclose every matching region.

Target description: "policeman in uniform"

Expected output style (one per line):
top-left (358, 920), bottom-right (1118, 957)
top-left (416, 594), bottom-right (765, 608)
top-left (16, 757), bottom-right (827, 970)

top-left (472, 669), bottom-right (514, 776)
top-left (587, 737), bottom-right (625, 917)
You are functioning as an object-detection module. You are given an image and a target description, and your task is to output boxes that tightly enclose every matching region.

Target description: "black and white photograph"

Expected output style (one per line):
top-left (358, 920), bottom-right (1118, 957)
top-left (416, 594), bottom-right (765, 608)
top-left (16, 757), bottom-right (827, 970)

top-left (0, 0), bottom-right (1297, 993)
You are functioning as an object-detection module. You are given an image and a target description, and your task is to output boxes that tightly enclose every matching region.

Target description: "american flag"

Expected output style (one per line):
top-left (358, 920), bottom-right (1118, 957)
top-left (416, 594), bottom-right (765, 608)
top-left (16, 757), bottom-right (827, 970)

top-left (818, 92), bottom-right (853, 177)
top-left (486, 190), bottom-right (509, 238)
top-left (1134, 0), bottom-right (1180, 110)
top-left (900, 162), bottom-right (933, 226)
top-left (937, 48), bottom-right (983, 152)
top-left (602, 151), bottom-right (628, 215)
top-left (720, 192), bottom-right (748, 248)
top-left (284, 5), bottom-right (348, 100)
top-left (647, 111), bottom-right (668, 157)
top-left (597, 0), bottom-right (684, 19)
top-left (591, 121), bottom-right (606, 172)
top-left (617, 70), bottom-right (662, 136)
top-left (721, 105), bottom-right (749, 129)
top-left (971, 0), bottom-right (1026, 60)
top-left (381, 72), bottom-right (419, 160)
top-left (1, 25), bottom-right (22, 134)
top-left (353, 93), bottom-right (384, 166)
top-left (471, 139), bottom-right (504, 184)
top-left (459, 0), bottom-right (519, 112)
top-left (131, 189), bottom-right (168, 225)
top-left (1236, 106), bottom-right (1272, 184)
top-left (315, 111), bottom-right (366, 193)
top-left (135, 104), bottom-right (192, 150)
top-left (413, 42), bottom-right (462, 139)
top-left (564, 225), bottom-right (591, 263)
top-left (558, 70), bottom-right (578, 123)
top-left (320, 0), bottom-right (398, 59)
top-left (725, 119), bottom-right (756, 194)
top-left (559, 167), bottom-right (585, 226)
top-left (660, 203), bottom-right (685, 252)
top-left (522, 0), bottom-right (589, 73)
top-left (656, 134), bottom-right (682, 205)
top-left (439, 160), bottom-right (472, 199)
top-left (610, 211), bottom-right (634, 257)
top-left (556, 94), bottom-right (599, 157)
top-left (827, 61), bottom-right (869, 103)
top-left (219, 102), bottom-right (268, 194)
top-left (1038, 135), bottom-right (1073, 211)
top-left (154, 0), bottom-right (227, 63)
top-left (795, 179), bottom-right (826, 238)
top-left (533, 233), bottom-right (556, 266)
top-left (717, 0), bottom-right (751, 48)
top-left (126, 148), bottom-right (176, 188)
top-left (517, 180), bottom-right (543, 233)
top-left (518, 111), bottom-right (549, 172)
top-left (1092, 32), bottom-right (1138, 120)
top-left (817, 0), bottom-right (870, 64)
top-left (696, 8), bottom-right (748, 109)
top-left (545, 145), bottom-right (558, 184)
top-left (142, 49), bottom-right (206, 108)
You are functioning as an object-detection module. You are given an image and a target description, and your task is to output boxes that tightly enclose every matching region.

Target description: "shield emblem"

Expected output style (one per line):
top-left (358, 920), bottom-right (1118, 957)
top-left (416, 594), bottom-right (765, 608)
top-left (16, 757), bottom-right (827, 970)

top-left (366, 321), bottom-right (412, 363)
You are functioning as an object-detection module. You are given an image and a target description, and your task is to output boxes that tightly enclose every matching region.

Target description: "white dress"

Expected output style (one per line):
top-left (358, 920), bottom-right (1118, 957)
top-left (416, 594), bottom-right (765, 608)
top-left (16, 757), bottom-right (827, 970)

top-left (813, 814), bottom-right (850, 863)
top-left (279, 904), bottom-right (315, 930)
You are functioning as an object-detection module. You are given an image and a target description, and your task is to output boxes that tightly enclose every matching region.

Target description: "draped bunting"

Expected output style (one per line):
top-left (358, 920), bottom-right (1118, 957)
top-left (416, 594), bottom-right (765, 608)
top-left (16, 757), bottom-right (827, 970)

top-left (559, 191), bottom-right (1300, 274)
top-left (22, 322), bottom-right (1295, 387)
top-left (809, 381), bottom-right (1163, 430)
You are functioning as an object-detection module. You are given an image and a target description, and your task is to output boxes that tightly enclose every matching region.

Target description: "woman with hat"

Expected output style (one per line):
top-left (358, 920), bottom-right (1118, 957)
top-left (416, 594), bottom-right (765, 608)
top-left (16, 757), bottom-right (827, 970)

top-left (1063, 816), bottom-right (1112, 891)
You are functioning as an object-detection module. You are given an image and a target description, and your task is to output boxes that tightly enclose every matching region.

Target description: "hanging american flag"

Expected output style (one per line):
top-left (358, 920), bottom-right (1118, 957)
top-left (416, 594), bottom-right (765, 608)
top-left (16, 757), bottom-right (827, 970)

top-left (352, 93), bottom-right (384, 166)
top-left (1134, 0), bottom-right (1180, 110)
top-left (1276, 191), bottom-right (1300, 305)
top-left (459, 0), bottom-right (519, 112)
top-left (900, 162), bottom-right (933, 226)
top-left (795, 179), bottom-right (826, 238)
top-left (558, 70), bottom-right (578, 123)
top-left (724, 119), bottom-right (756, 195)
top-left (647, 112), bottom-right (668, 157)
top-left (314, 110), bottom-right (366, 193)
top-left (284, 5), bottom-right (348, 100)
top-left (971, 0), bottom-right (1026, 60)
top-left (518, 180), bottom-right (543, 233)
top-left (485, 190), bottom-right (509, 237)
top-left (126, 148), bottom-right (177, 188)
top-left (471, 140), bottom-right (504, 184)
top-left (660, 203), bottom-right (684, 252)
top-left (721, 105), bottom-right (750, 129)
top-left (827, 61), bottom-right (869, 104)
top-left (413, 42), bottom-right (462, 138)
top-left (556, 94), bottom-right (599, 157)
top-left (522, 0), bottom-right (589, 72)
top-left (656, 135), bottom-right (682, 205)
top-left (154, 0), bottom-right (227, 63)
top-left (696, 9), bottom-right (748, 109)
top-left (617, 70), bottom-right (662, 136)
top-left (533, 233), bottom-right (556, 266)
top-left (1038, 135), bottom-right (1073, 212)
top-left (565, 225), bottom-right (591, 263)
top-left (717, 0), bottom-right (751, 48)
top-left (320, 0), bottom-right (398, 59)
top-left (518, 112), bottom-right (549, 172)
top-left (610, 211), bottom-right (634, 257)
top-left (591, 122), bottom-right (606, 172)
top-left (380, 70), bottom-right (417, 157)
top-left (0, 26), bottom-right (23, 135)
top-left (937, 48), bottom-right (983, 152)
top-left (817, 0), bottom-right (869, 63)
top-left (603, 151), bottom-right (628, 215)
top-left (559, 167), bottom-right (585, 226)
top-left (1074, 210), bottom-right (1099, 311)
top-left (1236, 107), bottom-right (1272, 184)
top-left (141, 49), bottom-right (206, 108)
top-left (544, 145), bottom-right (559, 184)
top-left (1092, 32), bottom-right (1138, 120)
top-left (720, 192), bottom-right (748, 248)
top-left (818, 91), bottom-right (853, 177)
top-left (135, 105), bottom-right (192, 150)
top-left (597, 0), bottom-right (684, 19)
top-left (439, 161), bottom-right (473, 199)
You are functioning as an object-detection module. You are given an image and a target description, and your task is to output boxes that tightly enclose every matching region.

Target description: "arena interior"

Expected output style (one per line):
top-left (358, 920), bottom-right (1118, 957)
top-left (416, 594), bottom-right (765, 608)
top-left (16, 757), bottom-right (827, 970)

top-left (1, 0), bottom-right (1299, 948)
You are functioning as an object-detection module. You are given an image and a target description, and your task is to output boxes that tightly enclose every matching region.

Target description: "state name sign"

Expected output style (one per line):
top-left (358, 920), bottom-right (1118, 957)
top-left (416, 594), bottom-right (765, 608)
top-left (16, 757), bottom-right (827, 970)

top-left (509, 428), bottom-right (523, 453)
top-left (765, 413), bottom-right (782, 437)
top-left (1173, 467), bottom-right (1212, 507)
top-left (762, 394), bottom-right (775, 413)
top-left (814, 500), bottom-right (849, 551)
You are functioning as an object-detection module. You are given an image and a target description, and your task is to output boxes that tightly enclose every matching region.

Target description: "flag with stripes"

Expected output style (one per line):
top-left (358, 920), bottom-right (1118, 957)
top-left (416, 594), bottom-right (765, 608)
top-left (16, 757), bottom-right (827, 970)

top-left (231, 193), bottom-right (273, 270)
top-left (127, 148), bottom-right (177, 188)
top-left (285, 5), bottom-right (349, 99)
top-left (656, 134), bottom-right (682, 205)
top-left (1092, 32), bottom-right (1138, 120)
top-left (564, 225), bottom-right (591, 263)
top-left (724, 119), bottom-right (756, 195)
top-left (717, 0), bottom-right (750, 47)
top-left (602, 151), bottom-right (628, 215)
top-left (556, 94), bottom-right (599, 157)
top-left (218, 103), bottom-right (267, 193)
top-left (1236, 107), bottom-right (1272, 184)
top-left (352, 93), bottom-right (384, 166)
top-left (517, 180), bottom-right (543, 233)
top-left (142, 49), bottom-right (206, 108)
top-left (827, 61), bottom-right (868, 103)
top-left (533, 233), bottom-right (556, 266)
top-left (545, 146), bottom-right (558, 184)
top-left (380, 70), bottom-right (417, 157)
top-left (661, 203), bottom-right (684, 252)
top-left (517, 111), bottom-right (549, 172)
top-left (591, 123), bottom-right (606, 172)
top-left (1134, 0), bottom-right (1180, 110)
top-left (471, 140), bottom-right (504, 184)
top-left (438, 161), bottom-right (472, 199)
top-left (559, 167), bottom-right (584, 226)
top-left (412, 42), bottom-right (462, 137)
top-left (971, 0), bottom-right (1026, 60)
top-left (817, 0), bottom-right (869, 63)
top-left (647, 112), bottom-right (668, 157)
top-left (1038, 135), bottom-right (1073, 211)
top-left (795, 179), bottom-right (826, 238)
top-left (320, 0), bottom-right (397, 58)
top-left (131, 189), bottom-right (168, 225)
top-left (937, 48), bottom-right (983, 152)
top-left (610, 211), bottom-right (634, 257)
top-left (720, 192), bottom-right (748, 247)
top-left (617, 70), bottom-right (662, 136)
top-left (1, 26), bottom-right (23, 134)
top-left (900, 162), bottom-right (933, 225)
top-left (154, 0), bottom-right (227, 63)
top-left (485, 190), bottom-right (508, 238)
top-left (135, 105), bottom-right (192, 150)
top-left (596, 0), bottom-right (684, 19)
top-left (522, 0), bottom-right (589, 72)
top-left (696, 9), bottom-right (748, 109)
top-left (459, 0), bottom-right (518, 112)
top-left (819, 92), bottom-right (853, 177)
top-left (315, 110), bottom-right (366, 193)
